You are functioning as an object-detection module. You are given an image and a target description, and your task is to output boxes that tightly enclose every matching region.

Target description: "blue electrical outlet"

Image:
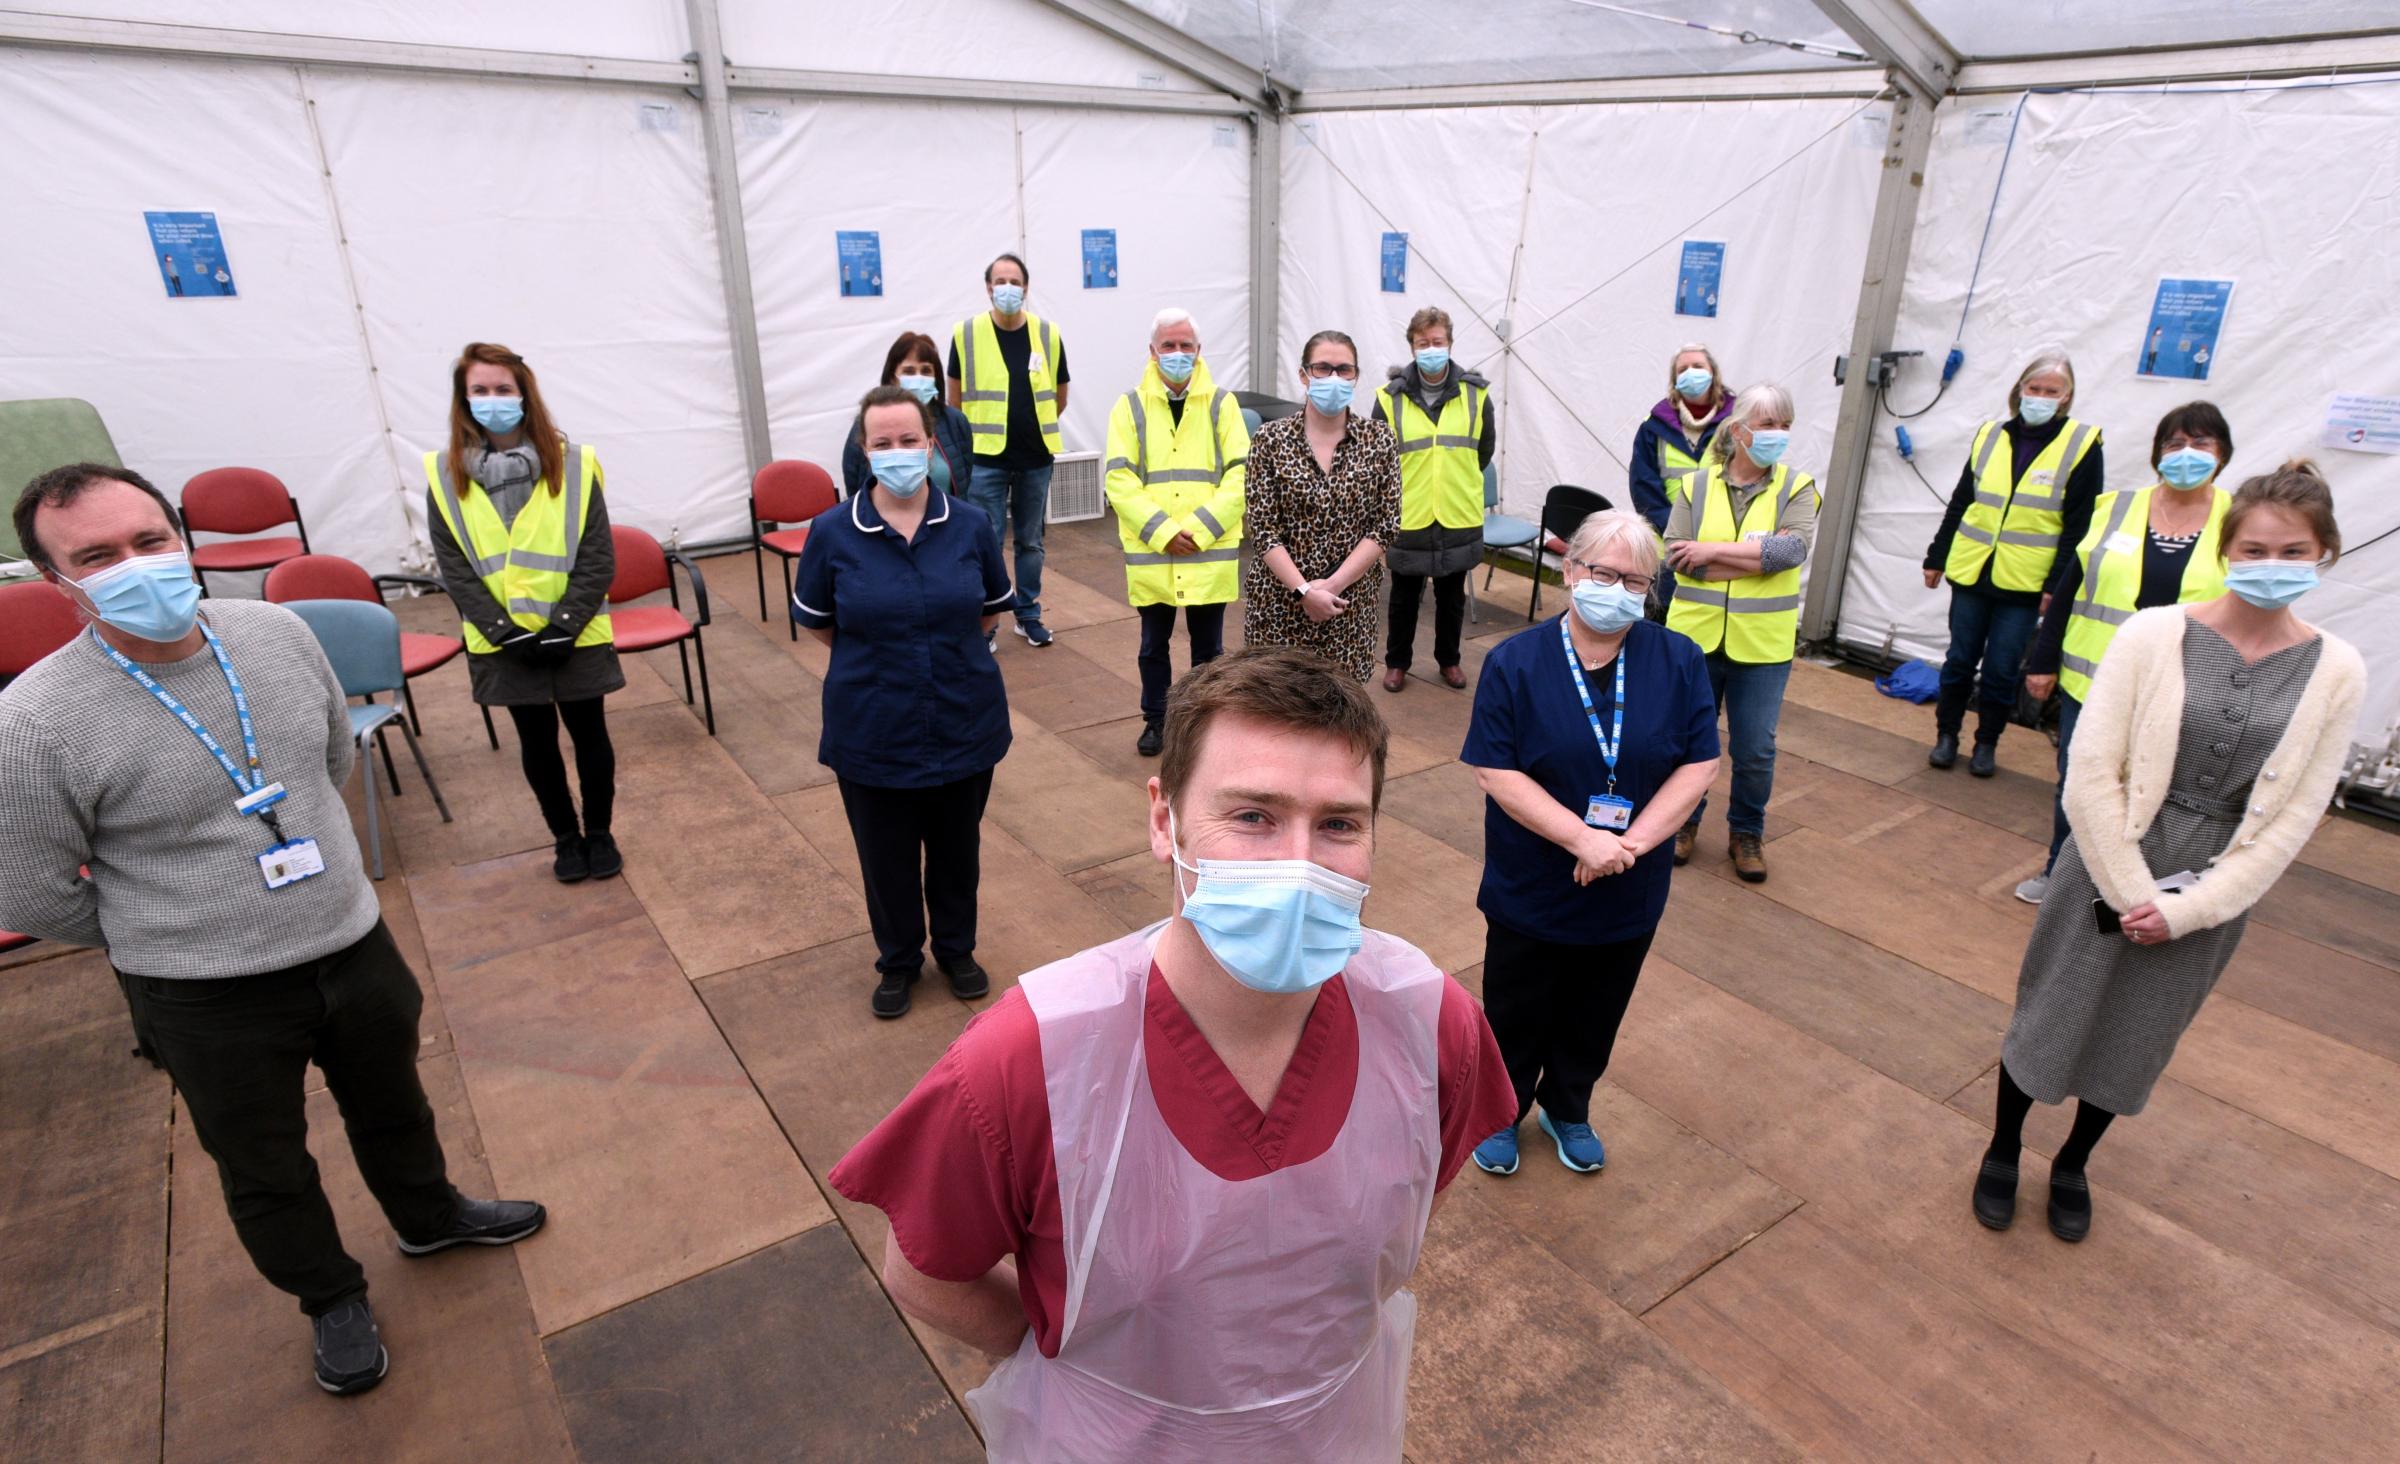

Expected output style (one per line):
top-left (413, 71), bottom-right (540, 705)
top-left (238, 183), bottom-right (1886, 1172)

top-left (1895, 425), bottom-right (1915, 459)
top-left (1942, 347), bottom-right (1964, 382)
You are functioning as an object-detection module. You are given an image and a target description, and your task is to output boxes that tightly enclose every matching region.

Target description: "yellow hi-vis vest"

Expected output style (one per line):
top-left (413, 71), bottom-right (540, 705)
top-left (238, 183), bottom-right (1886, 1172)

top-left (954, 310), bottom-right (1063, 458)
top-left (1102, 357), bottom-right (1249, 608)
top-left (1665, 459), bottom-right (1818, 664)
top-left (2056, 483), bottom-right (2229, 702)
top-left (1944, 416), bottom-right (2101, 593)
top-left (1378, 380), bottom-right (1486, 531)
top-left (425, 443), bottom-right (614, 654)
top-left (1656, 432), bottom-right (1708, 512)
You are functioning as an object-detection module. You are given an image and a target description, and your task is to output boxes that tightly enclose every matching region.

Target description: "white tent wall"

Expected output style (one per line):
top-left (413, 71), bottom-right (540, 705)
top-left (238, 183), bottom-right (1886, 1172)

top-left (1275, 98), bottom-right (1885, 528)
top-left (1836, 78), bottom-right (2400, 740)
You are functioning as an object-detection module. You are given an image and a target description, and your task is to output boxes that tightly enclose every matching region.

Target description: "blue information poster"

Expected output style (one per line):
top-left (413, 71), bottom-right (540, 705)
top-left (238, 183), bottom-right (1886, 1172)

top-left (1675, 240), bottom-right (1724, 318)
top-left (1380, 232), bottom-right (1408, 294)
top-left (1081, 228), bottom-right (1119, 289)
top-left (145, 211), bottom-right (237, 299)
top-left (836, 230), bottom-right (884, 298)
top-left (2138, 277), bottom-right (2234, 380)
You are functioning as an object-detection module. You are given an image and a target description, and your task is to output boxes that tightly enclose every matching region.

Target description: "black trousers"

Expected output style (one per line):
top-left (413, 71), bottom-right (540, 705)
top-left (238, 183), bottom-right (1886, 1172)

top-left (1480, 919), bottom-right (1656, 1127)
top-left (507, 697), bottom-right (615, 839)
top-left (1137, 602), bottom-right (1226, 726)
top-left (838, 769), bottom-right (994, 975)
top-left (1385, 570), bottom-right (1468, 671)
top-left (119, 921), bottom-right (458, 1315)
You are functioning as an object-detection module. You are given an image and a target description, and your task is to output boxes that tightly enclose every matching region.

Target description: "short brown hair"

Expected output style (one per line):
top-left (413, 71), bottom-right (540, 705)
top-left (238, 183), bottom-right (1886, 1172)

top-left (2222, 459), bottom-right (2342, 566)
top-left (879, 331), bottom-right (942, 385)
top-left (15, 463), bottom-right (180, 572)
top-left (1161, 647), bottom-right (1391, 813)
top-left (2151, 401), bottom-right (2233, 473)
top-left (1405, 306), bottom-right (1453, 346)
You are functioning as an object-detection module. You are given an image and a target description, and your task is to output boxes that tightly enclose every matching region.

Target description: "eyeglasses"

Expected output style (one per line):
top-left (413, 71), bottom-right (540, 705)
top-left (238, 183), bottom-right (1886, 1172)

top-left (1304, 362), bottom-right (1360, 380)
top-left (1568, 558), bottom-right (1652, 594)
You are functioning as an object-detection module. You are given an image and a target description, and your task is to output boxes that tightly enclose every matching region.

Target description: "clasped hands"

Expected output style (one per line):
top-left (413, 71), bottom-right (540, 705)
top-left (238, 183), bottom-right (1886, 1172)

top-left (1573, 828), bottom-right (1640, 885)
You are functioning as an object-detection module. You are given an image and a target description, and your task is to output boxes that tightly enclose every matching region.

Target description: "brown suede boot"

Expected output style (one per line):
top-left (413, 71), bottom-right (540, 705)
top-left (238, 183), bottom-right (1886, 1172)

top-left (1730, 831), bottom-right (1768, 883)
top-left (1672, 824), bottom-right (1699, 866)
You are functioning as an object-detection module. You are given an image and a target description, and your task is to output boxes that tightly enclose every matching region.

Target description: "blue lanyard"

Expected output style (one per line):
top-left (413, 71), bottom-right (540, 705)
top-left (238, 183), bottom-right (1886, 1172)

top-left (92, 624), bottom-right (264, 797)
top-left (1560, 617), bottom-right (1625, 795)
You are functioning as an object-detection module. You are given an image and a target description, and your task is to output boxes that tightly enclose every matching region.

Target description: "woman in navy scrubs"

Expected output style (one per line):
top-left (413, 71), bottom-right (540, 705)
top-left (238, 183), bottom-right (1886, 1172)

top-left (793, 385), bottom-right (1015, 1018)
top-left (1459, 509), bottom-right (1721, 1176)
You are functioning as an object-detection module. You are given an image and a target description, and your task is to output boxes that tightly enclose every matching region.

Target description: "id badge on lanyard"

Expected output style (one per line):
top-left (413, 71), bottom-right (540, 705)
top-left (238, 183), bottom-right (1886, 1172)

top-left (1561, 619), bottom-right (1636, 831)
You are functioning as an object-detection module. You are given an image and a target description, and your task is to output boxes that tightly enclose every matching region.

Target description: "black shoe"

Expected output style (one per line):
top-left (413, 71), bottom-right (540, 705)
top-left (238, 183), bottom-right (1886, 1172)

top-left (938, 956), bottom-right (991, 1000)
top-left (398, 1196), bottom-right (547, 1255)
top-left (552, 837), bottom-right (589, 883)
top-left (871, 967), bottom-right (919, 1019)
top-left (2047, 1169), bottom-right (2093, 1242)
top-left (583, 832), bottom-right (624, 878)
top-left (1969, 741), bottom-right (1998, 778)
top-left (312, 1299), bottom-right (389, 1396)
top-left (1928, 732), bottom-right (1959, 770)
top-left (1972, 1155), bottom-right (2019, 1230)
top-left (1136, 723), bottom-right (1164, 758)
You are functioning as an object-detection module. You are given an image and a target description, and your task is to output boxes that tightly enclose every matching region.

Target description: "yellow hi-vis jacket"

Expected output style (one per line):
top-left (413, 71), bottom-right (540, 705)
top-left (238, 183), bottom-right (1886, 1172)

top-left (954, 310), bottom-right (1063, 458)
top-left (1102, 358), bottom-right (1249, 608)
top-left (1944, 416), bottom-right (2101, 593)
top-left (1665, 459), bottom-right (1818, 664)
top-left (1656, 433), bottom-right (1707, 514)
top-left (2056, 483), bottom-right (2229, 701)
top-left (1378, 380), bottom-right (1487, 531)
top-left (425, 443), bottom-right (614, 654)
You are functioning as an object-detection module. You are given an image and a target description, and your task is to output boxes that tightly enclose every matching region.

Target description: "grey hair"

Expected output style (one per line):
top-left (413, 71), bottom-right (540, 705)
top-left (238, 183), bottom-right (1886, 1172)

top-left (1151, 307), bottom-right (1198, 342)
top-left (2010, 347), bottom-right (2075, 417)
top-left (1705, 382), bottom-right (1796, 466)
top-left (1565, 508), bottom-right (1662, 579)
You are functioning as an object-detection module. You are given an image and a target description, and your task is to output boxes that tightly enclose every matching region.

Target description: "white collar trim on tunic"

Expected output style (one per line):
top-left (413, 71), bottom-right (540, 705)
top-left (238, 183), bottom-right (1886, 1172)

top-left (851, 489), bottom-right (950, 534)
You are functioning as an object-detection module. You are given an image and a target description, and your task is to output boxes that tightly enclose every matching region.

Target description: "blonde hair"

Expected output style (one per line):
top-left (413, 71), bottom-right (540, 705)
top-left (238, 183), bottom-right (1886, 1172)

top-left (1705, 383), bottom-right (1795, 467)
top-left (1670, 343), bottom-right (1726, 410)
top-left (1565, 508), bottom-right (1661, 579)
top-left (2011, 347), bottom-right (2075, 417)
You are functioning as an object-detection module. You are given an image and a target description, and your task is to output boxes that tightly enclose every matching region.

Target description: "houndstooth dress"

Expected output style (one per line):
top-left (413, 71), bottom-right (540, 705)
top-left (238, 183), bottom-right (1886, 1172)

top-left (2002, 621), bottom-right (2324, 1116)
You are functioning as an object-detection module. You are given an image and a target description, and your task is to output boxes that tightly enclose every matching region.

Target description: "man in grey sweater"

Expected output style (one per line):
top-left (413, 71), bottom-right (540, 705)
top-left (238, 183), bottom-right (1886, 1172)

top-left (0, 465), bottom-right (546, 1397)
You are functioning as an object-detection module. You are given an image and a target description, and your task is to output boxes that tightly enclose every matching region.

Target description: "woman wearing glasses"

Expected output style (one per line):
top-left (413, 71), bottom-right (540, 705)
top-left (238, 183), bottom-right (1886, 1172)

top-left (1241, 329), bottom-right (1402, 683)
top-left (1459, 509), bottom-right (1721, 1177)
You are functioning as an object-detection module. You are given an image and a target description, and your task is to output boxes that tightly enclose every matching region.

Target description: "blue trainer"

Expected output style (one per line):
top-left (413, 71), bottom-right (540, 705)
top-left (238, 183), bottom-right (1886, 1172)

top-left (1537, 1110), bottom-right (1606, 1173)
top-left (1013, 619), bottom-right (1054, 648)
top-left (1470, 1125), bottom-right (1520, 1176)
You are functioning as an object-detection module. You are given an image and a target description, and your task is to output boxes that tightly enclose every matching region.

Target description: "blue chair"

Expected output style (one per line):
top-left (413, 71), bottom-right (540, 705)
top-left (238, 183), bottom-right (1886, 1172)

top-left (285, 599), bottom-right (452, 880)
top-left (1477, 464), bottom-right (1539, 623)
top-left (1240, 406), bottom-right (1263, 438)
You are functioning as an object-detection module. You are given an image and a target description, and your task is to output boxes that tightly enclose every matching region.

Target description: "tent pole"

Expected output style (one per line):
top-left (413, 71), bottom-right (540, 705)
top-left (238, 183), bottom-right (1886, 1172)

top-left (1248, 109), bottom-right (1282, 393)
top-left (683, 0), bottom-right (774, 480)
top-left (1801, 86), bottom-right (1934, 649)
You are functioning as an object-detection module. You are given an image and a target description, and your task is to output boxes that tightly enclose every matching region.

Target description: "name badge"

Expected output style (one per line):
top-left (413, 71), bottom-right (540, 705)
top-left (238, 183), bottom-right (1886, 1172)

top-left (1028, 351), bottom-right (1048, 375)
top-left (1585, 794), bottom-right (1634, 831)
top-left (260, 839), bottom-right (325, 890)
top-left (236, 782), bottom-right (288, 816)
top-left (2105, 532), bottom-right (2139, 556)
top-left (2028, 471), bottom-right (2056, 487)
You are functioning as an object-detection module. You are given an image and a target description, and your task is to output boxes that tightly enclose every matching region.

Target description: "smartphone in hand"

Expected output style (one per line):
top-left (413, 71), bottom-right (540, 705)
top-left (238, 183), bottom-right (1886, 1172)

top-left (2092, 898), bottom-right (2122, 936)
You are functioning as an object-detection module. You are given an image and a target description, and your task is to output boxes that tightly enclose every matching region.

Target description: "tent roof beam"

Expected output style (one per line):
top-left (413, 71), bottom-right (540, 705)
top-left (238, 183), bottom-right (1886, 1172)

top-left (1290, 67), bottom-right (1887, 112)
top-left (0, 11), bottom-right (697, 87)
top-left (1956, 32), bottom-right (2400, 93)
top-left (1028, 0), bottom-right (1279, 111)
top-left (1810, 0), bottom-right (1960, 101)
top-left (725, 64), bottom-right (1249, 116)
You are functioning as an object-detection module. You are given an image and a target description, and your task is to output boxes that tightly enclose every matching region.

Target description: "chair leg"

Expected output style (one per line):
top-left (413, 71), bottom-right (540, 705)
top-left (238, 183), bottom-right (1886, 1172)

top-left (481, 704), bottom-right (499, 751)
top-left (782, 558), bottom-right (797, 641)
top-left (360, 738), bottom-right (384, 882)
top-left (754, 544), bottom-right (767, 623)
top-left (377, 724), bottom-right (402, 797)
top-left (402, 679), bottom-right (424, 736)
top-left (1528, 558), bottom-right (1541, 623)
top-left (692, 631), bottom-right (716, 736)
top-left (396, 718), bottom-right (452, 824)
top-left (675, 640), bottom-right (694, 706)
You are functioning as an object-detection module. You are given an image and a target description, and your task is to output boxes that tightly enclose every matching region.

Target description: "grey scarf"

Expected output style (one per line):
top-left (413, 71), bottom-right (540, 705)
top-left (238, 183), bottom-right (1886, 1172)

top-left (465, 442), bottom-right (542, 528)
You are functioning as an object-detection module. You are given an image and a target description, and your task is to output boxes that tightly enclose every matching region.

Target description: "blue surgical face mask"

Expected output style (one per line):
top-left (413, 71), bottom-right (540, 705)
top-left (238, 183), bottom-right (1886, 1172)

top-left (64, 550), bottom-right (203, 644)
top-left (469, 396), bottom-right (524, 433)
top-left (1157, 351), bottom-right (1196, 385)
top-left (2223, 559), bottom-right (2320, 610)
top-left (1675, 367), bottom-right (1714, 399)
top-left (2018, 395), bottom-right (2061, 426)
top-left (2159, 448), bottom-right (2218, 490)
top-left (1744, 428), bottom-right (1791, 468)
top-left (991, 283), bottom-right (1026, 314)
top-left (1415, 346), bottom-right (1451, 377)
top-left (1169, 809), bottom-right (1368, 996)
top-left (897, 374), bottom-right (940, 405)
top-left (869, 448), bottom-right (929, 498)
top-left (1307, 376), bottom-right (1354, 415)
top-left (1571, 577), bottom-right (1645, 634)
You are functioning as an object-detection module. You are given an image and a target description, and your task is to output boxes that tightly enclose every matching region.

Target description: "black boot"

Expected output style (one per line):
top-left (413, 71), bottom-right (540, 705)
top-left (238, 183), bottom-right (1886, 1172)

top-left (584, 832), bottom-right (624, 879)
top-left (1972, 1154), bottom-right (2019, 1230)
top-left (871, 966), bottom-right (919, 1019)
top-left (938, 955), bottom-right (991, 1000)
top-left (2047, 1169), bottom-right (2093, 1242)
top-left (1136, 722), bottom-right (1164, 757)
top-left (552, 836), bottom-right (589, 883)
top-left (1928, 732), bottom-right (1960, 770)
top-left (1969, 740), bottom-right (1999, 778)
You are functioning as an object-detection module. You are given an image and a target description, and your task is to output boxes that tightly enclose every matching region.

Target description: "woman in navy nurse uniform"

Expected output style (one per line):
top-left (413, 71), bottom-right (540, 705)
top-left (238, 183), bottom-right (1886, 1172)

top-left (793, 385), bottom-right (1015, 1020)
top-left (1459, 508), bottom-right (1722, 1177)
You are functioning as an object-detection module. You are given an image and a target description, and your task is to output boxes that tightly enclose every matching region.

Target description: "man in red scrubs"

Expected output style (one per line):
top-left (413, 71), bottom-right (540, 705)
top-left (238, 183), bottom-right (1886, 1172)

top-left (831, 646), bottom-right (1515, 1459)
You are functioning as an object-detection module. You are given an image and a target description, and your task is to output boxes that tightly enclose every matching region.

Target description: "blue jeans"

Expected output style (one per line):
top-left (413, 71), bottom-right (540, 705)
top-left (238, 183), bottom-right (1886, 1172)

top-left (1683, 653), bottom-right (1792, 838)
top-left (1934, 588), bottom-right (2039, 746)
top-left (966, 461), bottom-right (1051, 624)
top-left (2046, 692), bottom-right (2083, 872)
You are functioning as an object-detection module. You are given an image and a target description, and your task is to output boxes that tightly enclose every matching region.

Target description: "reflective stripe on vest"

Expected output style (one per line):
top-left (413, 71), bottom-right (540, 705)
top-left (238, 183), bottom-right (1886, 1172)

top-left (1664, 460), bottom-right (1814, 664)
top-left (2056, 483), bottom-right (2229, 701)
top-left (1945, 417), bottom-right (2097, 593)
top-left (955, 312), bottom-right (1063, 455)
top-left (1657, 432), bottom-right (1706, 508)
top-left (425, 444), bottom-right (614, 655)
top-left (1380, 382), bottom-right (1484, 531)
top-left (1111, 381), bottom-right (1242, 607)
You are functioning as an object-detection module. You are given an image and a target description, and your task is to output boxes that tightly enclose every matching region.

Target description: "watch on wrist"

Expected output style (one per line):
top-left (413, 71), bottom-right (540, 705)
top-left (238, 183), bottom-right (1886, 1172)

top-left (1293, 580), bottom-right (1311, 598)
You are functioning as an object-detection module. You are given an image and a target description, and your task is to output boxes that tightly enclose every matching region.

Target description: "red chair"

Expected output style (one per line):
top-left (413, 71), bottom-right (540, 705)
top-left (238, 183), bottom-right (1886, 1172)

top-left (181, 467), bottom-right (311, 593)
top-left (1, 580), bottom-right (85, 685)
top-left (609, 525), bottom-right (715, 734)
top-left (265, 554), bottom-right (499, 750)
top-left (750, 460), bottom-right (839, 640)
top-left (0, 931), bottom-right (32, 956)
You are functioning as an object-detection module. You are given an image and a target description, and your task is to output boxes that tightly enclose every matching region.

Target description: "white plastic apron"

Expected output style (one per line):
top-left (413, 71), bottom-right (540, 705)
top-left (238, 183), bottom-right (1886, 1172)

top-left (966, 922), bottom-right (1445, 1463)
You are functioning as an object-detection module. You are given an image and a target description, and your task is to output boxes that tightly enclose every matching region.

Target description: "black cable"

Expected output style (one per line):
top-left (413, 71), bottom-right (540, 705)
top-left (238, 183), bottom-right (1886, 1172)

top-left (1879, 377), bottom-right (1951, 421)
top-left (2339, 520), bottom-right (2400, 558)
top-left (1902, 451), bottom-right (1952, 508)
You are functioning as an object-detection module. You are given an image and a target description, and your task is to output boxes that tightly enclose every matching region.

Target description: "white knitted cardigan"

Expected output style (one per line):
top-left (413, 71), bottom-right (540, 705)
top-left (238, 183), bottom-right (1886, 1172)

top-left (2062, 605), bottom-right (2365, 939)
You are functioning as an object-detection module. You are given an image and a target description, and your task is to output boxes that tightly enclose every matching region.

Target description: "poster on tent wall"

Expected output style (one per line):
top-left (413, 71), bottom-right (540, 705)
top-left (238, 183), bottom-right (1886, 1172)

top-left (2137, 277), bottom-right (2233, 380)
top-left (1380, 232), bottom-right (1407, 294)
top-left (1082, 229), bottom-right (1119, 289)
top-left (144, 211), bottom-right (236, 298)
top-left (2323, 393), bottom-right (2400, 455)
top-left (1676, 240), bottom-right (1724, 318)
top-left (836, 230), bottom-right (883, 298)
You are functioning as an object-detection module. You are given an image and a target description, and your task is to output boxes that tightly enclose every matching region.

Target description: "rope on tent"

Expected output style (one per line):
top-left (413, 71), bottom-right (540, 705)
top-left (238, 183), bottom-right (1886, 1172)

top-left (1559, 0), bottom-right (1871, 63)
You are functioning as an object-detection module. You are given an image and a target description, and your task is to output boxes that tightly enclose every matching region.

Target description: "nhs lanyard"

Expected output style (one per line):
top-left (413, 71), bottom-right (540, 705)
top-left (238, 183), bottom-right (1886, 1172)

top-left (93, 625), bottom-right (285, 835)
top-left (1560, 617), bottom-right (1625, 796)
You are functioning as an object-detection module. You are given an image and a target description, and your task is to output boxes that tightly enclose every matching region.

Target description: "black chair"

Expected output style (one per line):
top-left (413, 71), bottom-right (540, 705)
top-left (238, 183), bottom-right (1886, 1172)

top-left (1525, 484), bottom-right (1612, 621)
